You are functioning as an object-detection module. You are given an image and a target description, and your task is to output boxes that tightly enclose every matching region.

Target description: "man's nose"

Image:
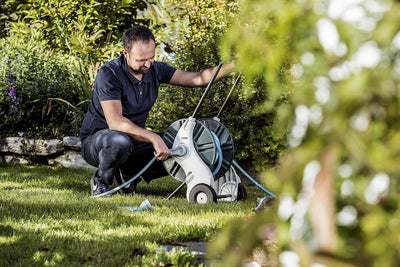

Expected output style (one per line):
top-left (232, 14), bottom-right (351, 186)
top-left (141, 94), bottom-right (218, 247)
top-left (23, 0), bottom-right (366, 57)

top-left (144, 60), bottom-right (152, 68)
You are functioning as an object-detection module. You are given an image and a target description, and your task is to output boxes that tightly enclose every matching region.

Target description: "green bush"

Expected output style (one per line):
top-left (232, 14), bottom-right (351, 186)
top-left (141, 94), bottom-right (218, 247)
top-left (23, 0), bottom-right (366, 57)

top-left (144, 0), bottom-right (287, 168)
top-left (2, 0), bottom-right (150, 90)
top-left (0, 37), bottom-right (88, 138)
top-left (1, 0), bottom-right (148, 61)
top-left (1, 0), bottom-right (150, 139)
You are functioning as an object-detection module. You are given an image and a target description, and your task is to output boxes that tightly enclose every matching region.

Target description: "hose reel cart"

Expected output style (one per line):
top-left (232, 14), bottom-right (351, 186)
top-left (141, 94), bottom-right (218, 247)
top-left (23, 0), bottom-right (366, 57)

top-left (162, 62), bottom-right (249, 204)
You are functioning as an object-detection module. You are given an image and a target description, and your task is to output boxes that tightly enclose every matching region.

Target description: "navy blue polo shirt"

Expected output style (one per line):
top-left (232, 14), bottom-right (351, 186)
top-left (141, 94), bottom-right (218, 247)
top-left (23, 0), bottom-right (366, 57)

top-left (80, 54), bottom-right (176, 140)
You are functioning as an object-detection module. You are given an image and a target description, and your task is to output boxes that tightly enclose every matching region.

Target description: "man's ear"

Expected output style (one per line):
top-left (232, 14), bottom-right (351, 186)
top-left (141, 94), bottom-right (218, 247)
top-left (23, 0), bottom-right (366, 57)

top-left (122, 49), bottom-right (127, 57)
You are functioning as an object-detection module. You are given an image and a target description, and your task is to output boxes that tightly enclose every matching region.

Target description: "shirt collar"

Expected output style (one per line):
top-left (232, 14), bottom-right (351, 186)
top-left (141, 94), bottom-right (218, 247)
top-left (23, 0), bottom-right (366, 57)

top-left (122, 55), bottom-right (153, 85)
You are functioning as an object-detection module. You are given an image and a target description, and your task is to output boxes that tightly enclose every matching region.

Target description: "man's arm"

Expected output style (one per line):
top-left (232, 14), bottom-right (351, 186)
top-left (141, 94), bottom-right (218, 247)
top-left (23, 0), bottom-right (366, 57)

top-left (168, 61), bottom-right (235, 87)
top-left (100, 100), bottom-right (170, 161)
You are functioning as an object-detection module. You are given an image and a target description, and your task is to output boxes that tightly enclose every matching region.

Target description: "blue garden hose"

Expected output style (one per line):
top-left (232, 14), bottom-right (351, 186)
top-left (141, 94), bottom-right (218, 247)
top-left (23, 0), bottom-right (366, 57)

top-left (211, 131), bottom-right (277, 198)
top-left (211, 131), bottom-right (223, 177)
top-left (232, 160), bottom-right (277, 198)
top-left (91, 156), bottom-right (157, 198)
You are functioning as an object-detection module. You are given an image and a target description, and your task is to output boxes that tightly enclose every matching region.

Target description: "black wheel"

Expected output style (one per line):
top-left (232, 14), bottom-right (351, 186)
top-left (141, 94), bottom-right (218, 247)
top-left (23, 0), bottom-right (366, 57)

top-left (189, 184), bottom-right (217, 204)
top-left (236, 183), bottom-right (247, 202)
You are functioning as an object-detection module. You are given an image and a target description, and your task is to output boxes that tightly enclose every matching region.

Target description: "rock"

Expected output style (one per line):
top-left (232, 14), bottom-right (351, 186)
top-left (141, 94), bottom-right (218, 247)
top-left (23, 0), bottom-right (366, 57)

top-left (62, 136), bottom-right (81, 150)
top-left (0, 137), bottom-right (63, 156)
top-left (0, 136), bottom-right (96, 170)
top-left (52, 151), bottom-right (96, 170)
top-left (3, 155), bottom-right (30, 165)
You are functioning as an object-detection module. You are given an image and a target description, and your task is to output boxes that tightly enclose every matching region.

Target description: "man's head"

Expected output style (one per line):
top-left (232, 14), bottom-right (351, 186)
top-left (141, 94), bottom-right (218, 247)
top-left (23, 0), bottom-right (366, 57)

top-left (122, 26), bottom-right (156, 75)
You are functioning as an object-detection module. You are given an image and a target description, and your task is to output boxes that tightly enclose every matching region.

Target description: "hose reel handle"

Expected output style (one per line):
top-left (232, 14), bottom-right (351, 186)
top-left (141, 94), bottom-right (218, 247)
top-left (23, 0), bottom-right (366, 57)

top-left (191, 61), bottom-right (224, 118)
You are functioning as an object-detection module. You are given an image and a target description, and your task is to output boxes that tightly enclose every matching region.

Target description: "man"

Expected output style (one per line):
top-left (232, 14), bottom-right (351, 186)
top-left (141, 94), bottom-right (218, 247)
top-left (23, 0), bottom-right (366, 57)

top-left (80, 25), bottom-right (234, 197)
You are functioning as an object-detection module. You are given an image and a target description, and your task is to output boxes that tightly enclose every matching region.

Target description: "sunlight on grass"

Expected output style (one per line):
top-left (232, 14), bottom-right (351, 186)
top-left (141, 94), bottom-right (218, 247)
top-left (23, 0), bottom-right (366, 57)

top-left (0, 164), bottom-right (261, 266)
top-left (0, 235), bottom-right (18, 245)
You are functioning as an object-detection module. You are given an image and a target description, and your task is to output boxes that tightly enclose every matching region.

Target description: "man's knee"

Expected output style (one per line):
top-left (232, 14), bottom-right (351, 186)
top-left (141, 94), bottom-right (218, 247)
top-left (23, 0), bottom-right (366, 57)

top-left (102, 131), bottom-right (133, 155)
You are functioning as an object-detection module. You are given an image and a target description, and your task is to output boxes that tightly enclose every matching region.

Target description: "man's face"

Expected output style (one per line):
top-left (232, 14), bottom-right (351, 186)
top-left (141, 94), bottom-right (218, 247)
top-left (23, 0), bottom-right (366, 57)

top-left (123, 40), bottom-right (155, 75)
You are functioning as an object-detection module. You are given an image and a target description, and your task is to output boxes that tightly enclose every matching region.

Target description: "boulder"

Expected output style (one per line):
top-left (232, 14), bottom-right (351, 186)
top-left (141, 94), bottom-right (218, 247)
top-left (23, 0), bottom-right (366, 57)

top-left (52, 151), bottom-right (96, 170)
top-left (0, 137), bottom-right (63, 156)
top-left (62, 136), bottom-right (82, 150)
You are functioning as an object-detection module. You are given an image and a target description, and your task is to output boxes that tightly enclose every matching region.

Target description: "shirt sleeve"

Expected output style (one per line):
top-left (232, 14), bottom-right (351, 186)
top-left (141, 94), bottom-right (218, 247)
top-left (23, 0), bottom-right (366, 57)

top-left (94, 66), bottom-right (123, 101)
top-left (155, 61), bottom-right (177, 83)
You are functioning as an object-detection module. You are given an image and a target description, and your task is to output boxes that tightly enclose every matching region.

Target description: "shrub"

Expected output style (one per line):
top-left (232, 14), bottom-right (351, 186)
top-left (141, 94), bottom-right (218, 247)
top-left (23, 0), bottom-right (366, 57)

top-left (1, 0), bottom-right (148, 62)
top-left (144, 0), bottom-right (287, 168)
top-left (0, 36), bottom-right (88, 138)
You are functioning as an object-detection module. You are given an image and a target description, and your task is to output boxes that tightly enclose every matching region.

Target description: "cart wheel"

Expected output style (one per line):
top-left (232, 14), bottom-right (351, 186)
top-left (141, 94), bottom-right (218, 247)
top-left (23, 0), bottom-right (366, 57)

top-left (189, 184), bottom-right (217, 204)
top-left (236, 183), bottom-right (247, 202)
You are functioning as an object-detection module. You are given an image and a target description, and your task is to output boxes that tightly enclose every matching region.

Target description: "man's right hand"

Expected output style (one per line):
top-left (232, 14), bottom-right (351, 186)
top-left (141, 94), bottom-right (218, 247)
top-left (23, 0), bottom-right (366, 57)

top-left (151, 134), bottom-right (170, 161)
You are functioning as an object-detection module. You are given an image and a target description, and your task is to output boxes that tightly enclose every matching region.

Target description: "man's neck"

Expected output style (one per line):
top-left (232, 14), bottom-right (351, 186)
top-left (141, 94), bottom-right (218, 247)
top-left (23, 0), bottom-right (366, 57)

top-left (131, 72), bottom-right (143, 81)
top-left (128, 67), bottom-right (143, 81)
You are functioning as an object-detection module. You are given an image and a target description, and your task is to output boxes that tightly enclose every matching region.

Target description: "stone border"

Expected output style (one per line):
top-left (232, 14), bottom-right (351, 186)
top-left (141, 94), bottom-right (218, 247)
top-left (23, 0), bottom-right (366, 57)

top-left (0, 136), bottom-right (96, 169)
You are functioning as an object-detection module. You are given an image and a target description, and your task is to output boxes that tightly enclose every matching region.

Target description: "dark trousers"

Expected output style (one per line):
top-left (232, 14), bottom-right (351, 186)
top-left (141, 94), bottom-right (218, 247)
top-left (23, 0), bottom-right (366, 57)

top-left (81, 129), bottom-right (168, 185)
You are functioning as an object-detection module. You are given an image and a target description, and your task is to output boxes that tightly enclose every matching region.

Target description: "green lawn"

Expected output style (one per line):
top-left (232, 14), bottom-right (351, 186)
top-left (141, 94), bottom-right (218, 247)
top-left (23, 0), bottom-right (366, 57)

top-left (0, 164), bottom-right (263, 266)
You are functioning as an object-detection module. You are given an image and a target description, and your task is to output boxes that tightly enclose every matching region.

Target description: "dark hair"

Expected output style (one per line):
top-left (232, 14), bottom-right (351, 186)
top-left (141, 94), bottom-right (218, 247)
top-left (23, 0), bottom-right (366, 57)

top-left (122, 25), bottom-right (156, 52)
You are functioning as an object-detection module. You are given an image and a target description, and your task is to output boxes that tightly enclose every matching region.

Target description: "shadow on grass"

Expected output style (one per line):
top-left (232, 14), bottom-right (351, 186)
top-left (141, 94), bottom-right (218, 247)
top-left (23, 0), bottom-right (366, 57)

top-left (0, 217), bottom-right (158, 266)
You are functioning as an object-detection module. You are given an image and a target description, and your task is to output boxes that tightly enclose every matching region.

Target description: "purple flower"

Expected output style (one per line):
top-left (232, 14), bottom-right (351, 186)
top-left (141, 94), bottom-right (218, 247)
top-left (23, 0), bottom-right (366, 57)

top-left (5, 76), bottom-right (15, 84)
top-left (18, 132), bottom-right (23, 137)
top-left (8, 86), bottom-right (16, 99)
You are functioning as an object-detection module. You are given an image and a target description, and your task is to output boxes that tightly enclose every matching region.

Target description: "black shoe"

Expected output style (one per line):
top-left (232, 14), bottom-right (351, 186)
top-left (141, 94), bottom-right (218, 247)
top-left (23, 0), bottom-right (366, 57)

top-left (90, 174), bottom-right (110, 197)
top-left (113, 169), bottom-right (139, 195)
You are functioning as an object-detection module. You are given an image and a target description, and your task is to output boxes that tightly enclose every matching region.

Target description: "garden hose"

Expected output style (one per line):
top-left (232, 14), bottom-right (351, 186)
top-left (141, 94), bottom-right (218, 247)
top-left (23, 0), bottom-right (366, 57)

top-left (210, 130), bottom-right (277, 198)
top-left (211, 131), bottom-right (223, 177)
top-left (232, 160), bottom-right (277, 198)
top-left (91, 156), bottom-right (157, 198)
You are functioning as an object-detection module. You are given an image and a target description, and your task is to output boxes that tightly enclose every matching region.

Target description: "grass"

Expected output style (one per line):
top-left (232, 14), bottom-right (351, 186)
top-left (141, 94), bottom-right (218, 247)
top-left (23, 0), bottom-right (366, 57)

top-left (0, 164), bottom-right (264, 266)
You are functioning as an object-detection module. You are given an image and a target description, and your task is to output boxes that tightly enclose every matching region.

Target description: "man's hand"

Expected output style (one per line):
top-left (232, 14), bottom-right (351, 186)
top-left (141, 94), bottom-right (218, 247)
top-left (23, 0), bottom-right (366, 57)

top-left (151, 134), bottom-right (170, 161)
top-left (101, 100), bottom-right (170, 161)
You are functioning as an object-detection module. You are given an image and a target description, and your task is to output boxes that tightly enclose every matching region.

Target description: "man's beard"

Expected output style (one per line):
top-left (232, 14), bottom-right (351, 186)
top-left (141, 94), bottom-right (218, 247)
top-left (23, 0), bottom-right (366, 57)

top-left (129, 63), bottom-right (153, 74)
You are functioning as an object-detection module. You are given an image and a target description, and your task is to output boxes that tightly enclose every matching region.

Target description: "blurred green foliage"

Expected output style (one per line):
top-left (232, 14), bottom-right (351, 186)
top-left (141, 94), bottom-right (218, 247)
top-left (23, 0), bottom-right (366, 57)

top-left (209, 0), bottom-right (400, 266)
